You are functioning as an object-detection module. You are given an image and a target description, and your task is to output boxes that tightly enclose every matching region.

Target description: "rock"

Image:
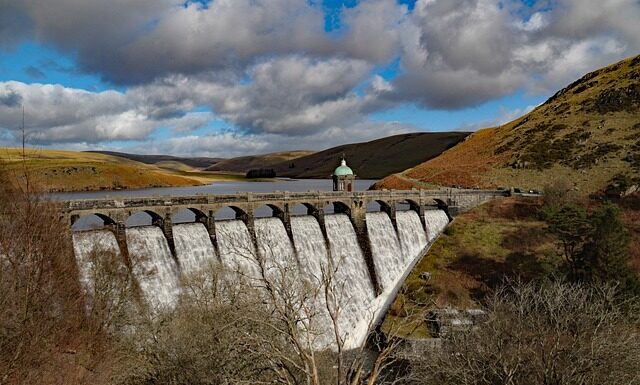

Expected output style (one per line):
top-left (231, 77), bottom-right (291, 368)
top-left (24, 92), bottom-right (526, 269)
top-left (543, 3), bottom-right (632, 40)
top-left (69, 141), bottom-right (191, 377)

top-left (419, 272), bottom-right (431, 282)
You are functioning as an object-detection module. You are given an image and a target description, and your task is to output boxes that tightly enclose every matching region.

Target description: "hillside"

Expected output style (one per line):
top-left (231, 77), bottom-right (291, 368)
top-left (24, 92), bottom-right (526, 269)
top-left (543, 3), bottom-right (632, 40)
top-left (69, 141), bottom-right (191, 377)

top-left (88, 151), bottom-right (222, 169)
top-left (205, 150), bottom-right (314, 174)
top-left (375, 55), bottom-right (640, 193)
top-left (266, 132), bottom-right (468, 179)
top-left (383, 193), bottom-right (640, 338)
top-left (0, 148), bottom-right (237, 192)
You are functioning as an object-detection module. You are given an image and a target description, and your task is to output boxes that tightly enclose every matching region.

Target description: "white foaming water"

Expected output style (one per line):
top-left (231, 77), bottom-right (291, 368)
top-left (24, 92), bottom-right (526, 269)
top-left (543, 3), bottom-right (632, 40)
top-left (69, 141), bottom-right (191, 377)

top-left (173, 223), bottom-right (217, 277)
top-left (254, 217), bottom-right (297, 280)
top-left (424, 210), bottom-right (450, 242)
top-left (215, 220), bottom-right (259, 281)
top-left (126, 226), bottom-right (181, 309)
top-left (72, 209), bottom-right (450, 351)
top-left (72, 230), bottom-right (121, 294)
top-left (291, 215), bottom-right (334, 349)
top-left (396, 210), bottom-right (428, 258)
top-left (366, 212), bottom-right (403, 291)
top-left (325, 214), bottom-right (376, 348)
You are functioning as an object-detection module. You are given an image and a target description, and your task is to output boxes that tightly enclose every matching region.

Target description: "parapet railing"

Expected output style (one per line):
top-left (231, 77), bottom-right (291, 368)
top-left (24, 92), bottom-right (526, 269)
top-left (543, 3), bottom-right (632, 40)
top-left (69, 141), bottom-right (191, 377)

top-left (61, 189), bottom-right (510, 211)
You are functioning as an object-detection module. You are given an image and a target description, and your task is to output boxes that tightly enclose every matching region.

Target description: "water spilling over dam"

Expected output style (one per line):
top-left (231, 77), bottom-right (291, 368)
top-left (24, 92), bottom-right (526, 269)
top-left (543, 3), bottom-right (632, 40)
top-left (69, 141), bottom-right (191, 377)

top-left (73, 208), bottom-right (449, 349)
top-left (67, 189), bottom-right (509, 349)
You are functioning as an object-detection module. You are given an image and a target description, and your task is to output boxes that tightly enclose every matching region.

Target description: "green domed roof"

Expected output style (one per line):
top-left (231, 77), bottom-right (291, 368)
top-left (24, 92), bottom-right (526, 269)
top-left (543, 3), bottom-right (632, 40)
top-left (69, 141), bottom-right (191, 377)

top-left (334, 159), bottom-right (354, 176)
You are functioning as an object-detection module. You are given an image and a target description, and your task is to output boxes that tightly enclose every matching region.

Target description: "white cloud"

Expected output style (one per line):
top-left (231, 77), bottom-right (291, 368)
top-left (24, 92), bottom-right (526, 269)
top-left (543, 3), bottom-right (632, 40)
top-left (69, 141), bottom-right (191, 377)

top-left (1, 0), bottom-right (639, 153)
top-left (387, 0), bottom-right (640, 108)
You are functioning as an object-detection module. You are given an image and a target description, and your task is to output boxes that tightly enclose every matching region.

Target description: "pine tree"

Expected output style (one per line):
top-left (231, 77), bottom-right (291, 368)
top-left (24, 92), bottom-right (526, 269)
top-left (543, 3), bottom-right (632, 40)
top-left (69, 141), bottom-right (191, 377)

top-left (546, 205), bottom-right (592, 281)
top-left (582, 203), bottom-right (639, 295)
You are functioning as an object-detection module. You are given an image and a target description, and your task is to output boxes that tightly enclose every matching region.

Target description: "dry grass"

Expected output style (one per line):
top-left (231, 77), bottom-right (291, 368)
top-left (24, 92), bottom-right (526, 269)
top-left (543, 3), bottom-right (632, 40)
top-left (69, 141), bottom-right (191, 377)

top-left (0, 147), bottom-right (252, 192)
top-left (384, 192), bottom-right (640, 339)
top-left (382, 197), bottom-right (559, 338)
top-left (376, 55), bottom-right (640, 193)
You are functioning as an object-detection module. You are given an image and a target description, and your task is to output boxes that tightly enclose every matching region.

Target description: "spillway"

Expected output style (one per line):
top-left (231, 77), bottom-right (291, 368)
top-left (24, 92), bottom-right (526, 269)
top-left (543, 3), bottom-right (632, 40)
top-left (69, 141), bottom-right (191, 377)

top-left (290, 215), bottom-right (334, 349)
top-left (254, 217), bottom-right (297, 281)
top-left (215, 220), bottom-right (259, 282)
top-left (325, 214), bottom-right (376, 346)
top-left (126, 226), bottom-right (181, 309)
top-left (366, 212), bottom-right (403, 291)
top-left (424, 210), bottom-right (450, 242)
top-left (173, 223), bottom-right (217, 277)
top-left (72, 229), bottom-right (121, 296)
top-left (72, 207), bottom-right (451, 351)
top-left (396, 210), bottom-right (428, 259)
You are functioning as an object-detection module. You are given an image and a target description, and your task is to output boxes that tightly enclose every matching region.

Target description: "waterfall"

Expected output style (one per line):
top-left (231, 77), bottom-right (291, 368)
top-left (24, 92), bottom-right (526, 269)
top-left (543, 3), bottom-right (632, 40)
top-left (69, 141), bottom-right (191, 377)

top-left (215, 220), bottom-right (259, 282)
top-left (396, 210), bottom-right (428, 259)
top-left (424, 210), bottom-right (450, 242)
top-left (290, 215), bottom-right (334, 349)
top-left (254, 217), bottom-right (297, 280)
top-left (72, 230), bottom-right (121, 295)
top-left (71, 207), bottom-right (451, 351)
top-left (173, 223), bottom-right (217, 277)
top-left (291, 216), bottom-right (329, 288)
top-left (366, 212), bottom-right (403, 291)
top-left (324, 214), bottom-right (376, 348)
top-left (126, 226), bottom-right (181, 309)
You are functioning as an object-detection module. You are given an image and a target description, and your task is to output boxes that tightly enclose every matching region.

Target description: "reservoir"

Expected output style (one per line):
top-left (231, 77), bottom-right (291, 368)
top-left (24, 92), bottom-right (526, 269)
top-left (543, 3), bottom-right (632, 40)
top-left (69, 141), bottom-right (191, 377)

top-left (52, 178), bottom-right (379, 200)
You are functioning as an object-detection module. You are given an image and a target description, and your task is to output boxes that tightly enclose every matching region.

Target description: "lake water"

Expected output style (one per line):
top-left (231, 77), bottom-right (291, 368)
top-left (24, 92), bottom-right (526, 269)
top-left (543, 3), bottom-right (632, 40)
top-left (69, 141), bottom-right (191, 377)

top-left (53, 178), bottom-right (378, 200)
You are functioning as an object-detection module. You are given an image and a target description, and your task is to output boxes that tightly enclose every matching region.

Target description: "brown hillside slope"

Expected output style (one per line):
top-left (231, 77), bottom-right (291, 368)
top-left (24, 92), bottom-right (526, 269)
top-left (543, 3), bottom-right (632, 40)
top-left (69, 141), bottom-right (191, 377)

top-left (0, 148), bottom-right (211, 192)
top-left (375, 55), bottom-right (640, 192)
top-left (271, 132), bottom-right (468, 179)
top-left (206, 151), bottom-right (313, 174)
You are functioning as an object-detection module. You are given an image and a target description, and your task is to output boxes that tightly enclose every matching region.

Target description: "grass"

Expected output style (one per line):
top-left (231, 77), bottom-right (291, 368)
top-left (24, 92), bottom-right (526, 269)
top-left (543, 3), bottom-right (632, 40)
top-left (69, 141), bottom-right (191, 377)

top-left (384, 192), bottom-right (640, 339)
top-left (376, 55), bottom-right (640, 193)
top-left (0, 147), bottom-right (264, 192)
top-left (382, 197), bottom-right (559, 338)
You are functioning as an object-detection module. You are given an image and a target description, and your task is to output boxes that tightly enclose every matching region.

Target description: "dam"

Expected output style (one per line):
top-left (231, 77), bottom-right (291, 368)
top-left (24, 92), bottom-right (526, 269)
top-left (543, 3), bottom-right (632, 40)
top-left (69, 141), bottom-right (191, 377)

top-left (67, 189), bottom-right (508, 349)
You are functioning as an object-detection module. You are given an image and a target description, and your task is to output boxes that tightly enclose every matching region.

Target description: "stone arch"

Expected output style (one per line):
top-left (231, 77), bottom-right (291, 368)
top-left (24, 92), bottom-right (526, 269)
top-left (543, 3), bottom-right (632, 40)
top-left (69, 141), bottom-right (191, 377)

top-left (171, 207), bottom-right (208, 224)
top-left (431, 198), bottom-right (452, 219)
top-left (214, 205), bottom-right (248, 221)
top-left (290, 202), bottom-right (317, 216)
top-left (70, 212), bottom-right (116, 231)
top-left (366, 199), bottom-right (393, 213)
top-left (125, 210), bottom-right (164, 228)
top-left (433, 198), bottom-right (448, 209)
top-left (254, 203), bottom-right (284, 218)
top-left (324, 201), bottom-right (351, 216)
top-left (396, 199), bottom-right (420, 213)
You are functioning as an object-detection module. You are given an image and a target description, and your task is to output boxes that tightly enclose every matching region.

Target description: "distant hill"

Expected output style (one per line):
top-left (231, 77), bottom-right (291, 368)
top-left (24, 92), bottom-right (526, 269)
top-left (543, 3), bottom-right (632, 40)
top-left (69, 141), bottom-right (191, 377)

top-left (0, 148), bottom-right (207, 192)
top-left (375, 55), bottom-right (640, 193)
top-left (205, 151), bottom-right (314, 174)
top-left (88, 151), bottom-right (222, 169)
top-left (266, 132), bottom-right (469, 179)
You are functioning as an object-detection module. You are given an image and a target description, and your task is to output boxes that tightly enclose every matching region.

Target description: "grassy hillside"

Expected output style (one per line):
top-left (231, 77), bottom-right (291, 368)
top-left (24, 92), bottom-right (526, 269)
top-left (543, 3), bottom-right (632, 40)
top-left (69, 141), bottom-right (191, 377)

top-left (89, 151), bottom-right (222, 169)
top-left (0, 148), bottom-right (243, 192)
top-left (269, 132), bottom-right (468, 179)
top-left (384, 194), bottom-right (640, 338)
top-left (375, 55), bottom-right (640, 193)
top-left (205, 150), bottom-right (313, 173)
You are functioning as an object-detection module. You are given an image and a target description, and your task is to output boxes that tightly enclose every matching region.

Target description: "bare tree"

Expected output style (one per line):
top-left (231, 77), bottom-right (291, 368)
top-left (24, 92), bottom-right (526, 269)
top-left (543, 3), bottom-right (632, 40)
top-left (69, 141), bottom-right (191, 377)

top-left (0, 161), bottom-right (87, 384)
top-left (113, 219), bottom-right (410, 385)
top-left (408, 280), bottom-right (640, 385)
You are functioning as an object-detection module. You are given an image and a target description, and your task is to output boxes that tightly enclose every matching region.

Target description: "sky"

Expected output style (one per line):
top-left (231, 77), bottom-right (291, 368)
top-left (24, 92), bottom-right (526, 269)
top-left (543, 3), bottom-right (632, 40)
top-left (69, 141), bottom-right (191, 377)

top-left (0, 0), bottom-right (638, 158)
